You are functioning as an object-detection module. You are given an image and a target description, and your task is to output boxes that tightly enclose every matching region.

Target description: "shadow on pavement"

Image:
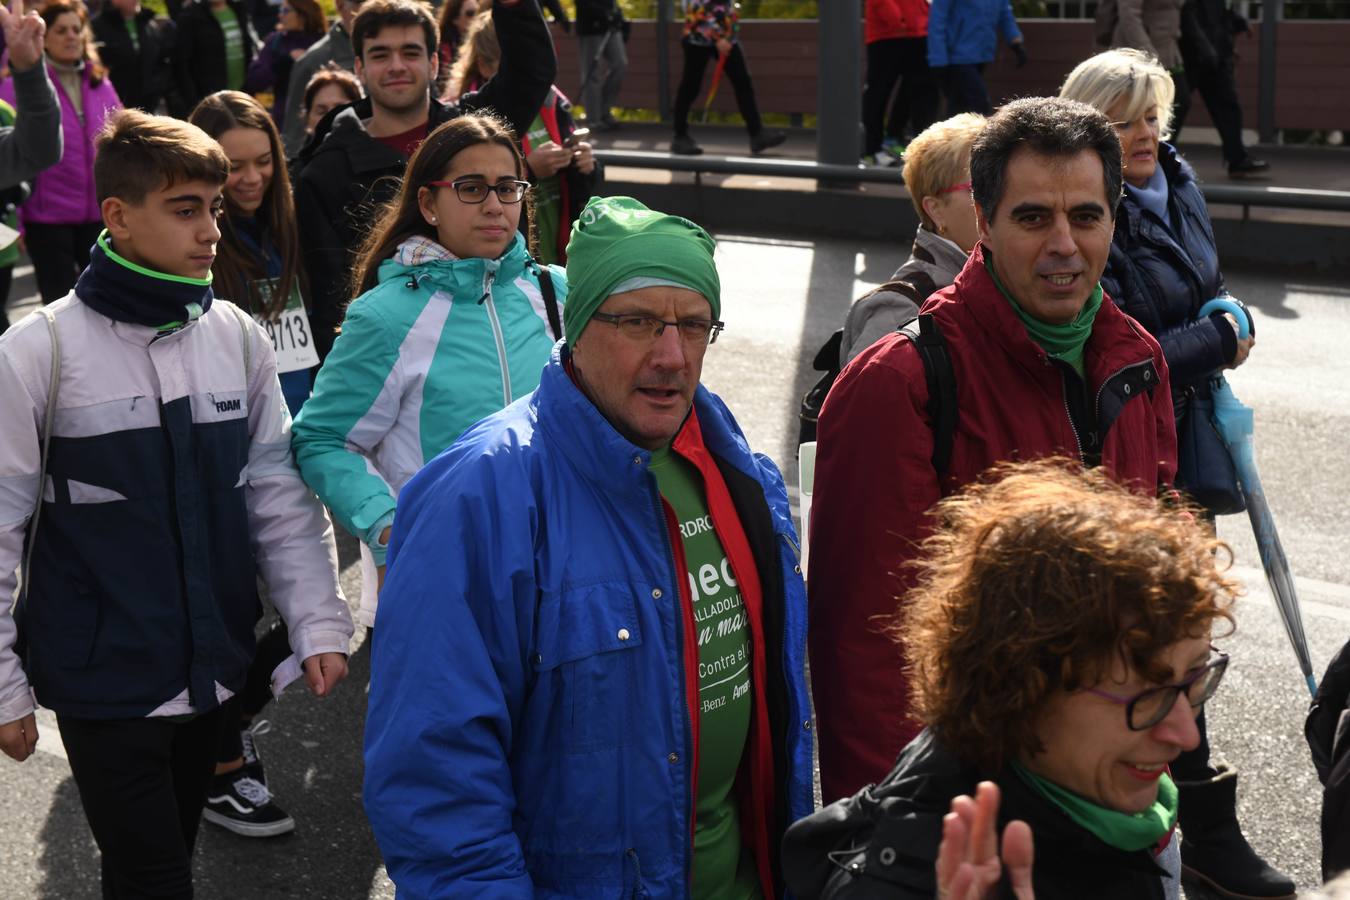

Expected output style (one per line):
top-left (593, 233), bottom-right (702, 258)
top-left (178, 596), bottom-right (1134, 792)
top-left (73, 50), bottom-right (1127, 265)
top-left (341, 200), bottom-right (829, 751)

top-left (38, 777), bottom-right (101, 898)
top-left (191, 638), bottom-right (385, 900)
top-left (1224, 262), bottom-right (1299, 322)
top-left (781, 238), bottom-right (893, 476)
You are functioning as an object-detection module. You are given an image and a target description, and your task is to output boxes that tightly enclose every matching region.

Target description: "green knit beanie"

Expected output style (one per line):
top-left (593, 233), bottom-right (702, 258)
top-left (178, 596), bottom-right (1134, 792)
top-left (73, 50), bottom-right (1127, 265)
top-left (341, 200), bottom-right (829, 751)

top-left (563, 196), bottom-right (720, 344)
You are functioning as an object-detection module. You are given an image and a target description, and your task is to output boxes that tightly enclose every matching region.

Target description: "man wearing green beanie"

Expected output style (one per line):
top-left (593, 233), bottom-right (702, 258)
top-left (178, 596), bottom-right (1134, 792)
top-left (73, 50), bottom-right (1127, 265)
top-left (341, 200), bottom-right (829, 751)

top-left (364, 196), bottom-right (812, 898)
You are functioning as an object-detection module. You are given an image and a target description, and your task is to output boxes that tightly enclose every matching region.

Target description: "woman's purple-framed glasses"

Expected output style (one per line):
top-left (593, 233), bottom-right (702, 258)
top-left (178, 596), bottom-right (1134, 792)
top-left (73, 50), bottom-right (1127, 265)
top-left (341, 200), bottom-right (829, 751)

top-left (1085, 647), bottom-right (1229, 731)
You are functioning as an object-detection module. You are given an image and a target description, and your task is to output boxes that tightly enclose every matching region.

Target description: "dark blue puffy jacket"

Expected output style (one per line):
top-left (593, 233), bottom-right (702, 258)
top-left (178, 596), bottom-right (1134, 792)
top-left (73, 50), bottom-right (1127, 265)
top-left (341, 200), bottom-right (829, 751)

top-left (1100, 141), bottom-right (1236, 397)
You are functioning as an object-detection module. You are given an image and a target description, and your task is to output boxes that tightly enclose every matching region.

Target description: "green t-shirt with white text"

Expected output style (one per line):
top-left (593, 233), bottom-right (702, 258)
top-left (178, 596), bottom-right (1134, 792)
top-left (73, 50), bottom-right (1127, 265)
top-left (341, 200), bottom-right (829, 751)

top-left (649, 445), bottom-right (761, 900)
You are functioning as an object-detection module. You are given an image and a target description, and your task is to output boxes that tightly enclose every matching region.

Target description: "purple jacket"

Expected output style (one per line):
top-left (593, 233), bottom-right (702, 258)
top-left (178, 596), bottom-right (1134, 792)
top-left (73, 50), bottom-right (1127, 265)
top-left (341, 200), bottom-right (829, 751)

top-left (245, 30), bottom-right (320, 124)
top-left (0, 62), bottom-right (120, 225)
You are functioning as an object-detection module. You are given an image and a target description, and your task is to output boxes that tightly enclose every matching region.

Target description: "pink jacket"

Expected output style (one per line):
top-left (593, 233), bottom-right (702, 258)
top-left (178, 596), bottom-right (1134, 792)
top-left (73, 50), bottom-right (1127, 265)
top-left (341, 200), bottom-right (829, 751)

top-left (0, 61), bottom-right (120, 225)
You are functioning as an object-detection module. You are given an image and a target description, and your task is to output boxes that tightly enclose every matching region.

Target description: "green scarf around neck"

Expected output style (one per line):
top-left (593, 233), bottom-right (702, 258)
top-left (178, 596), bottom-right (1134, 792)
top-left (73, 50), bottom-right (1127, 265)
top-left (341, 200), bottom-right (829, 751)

top-left (1011, 762), bottom-right (1178, 853)
top-left (985, 255), bottom-right (1101, 378)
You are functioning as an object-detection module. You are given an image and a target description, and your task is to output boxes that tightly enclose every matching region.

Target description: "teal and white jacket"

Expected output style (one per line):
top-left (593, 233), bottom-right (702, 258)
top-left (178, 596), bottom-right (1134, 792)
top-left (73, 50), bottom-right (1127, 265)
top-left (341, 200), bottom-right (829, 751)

top-left (292, 233), bottom-right (565, 625)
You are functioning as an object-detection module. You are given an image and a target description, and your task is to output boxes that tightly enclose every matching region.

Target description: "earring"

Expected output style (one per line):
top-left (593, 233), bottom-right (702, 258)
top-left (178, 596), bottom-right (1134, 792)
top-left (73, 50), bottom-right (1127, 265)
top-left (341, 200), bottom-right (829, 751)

top-left (937, 221), bottom-right (947, 235)
top-left (430, 216), bottom-right (438, 224)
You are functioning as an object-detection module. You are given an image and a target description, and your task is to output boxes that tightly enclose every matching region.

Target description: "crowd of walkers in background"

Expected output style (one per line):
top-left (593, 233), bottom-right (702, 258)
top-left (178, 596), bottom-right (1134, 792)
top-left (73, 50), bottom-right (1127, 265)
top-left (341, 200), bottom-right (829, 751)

top-left (0, 0), bottom-right (1341, 898)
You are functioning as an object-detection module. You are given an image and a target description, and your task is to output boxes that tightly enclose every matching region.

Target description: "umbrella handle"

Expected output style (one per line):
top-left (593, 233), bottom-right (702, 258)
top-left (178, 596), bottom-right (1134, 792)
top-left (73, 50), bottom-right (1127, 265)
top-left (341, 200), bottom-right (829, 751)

top-left (1197, 298), bottom-right (1252, 339)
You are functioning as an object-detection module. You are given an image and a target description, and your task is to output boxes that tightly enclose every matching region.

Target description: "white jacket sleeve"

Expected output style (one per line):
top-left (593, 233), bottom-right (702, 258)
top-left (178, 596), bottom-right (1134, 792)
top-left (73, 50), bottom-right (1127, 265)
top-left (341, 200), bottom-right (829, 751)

top-left (0, 328), bottom-right (45, 725)
top-left (236, 305), bottom-right (354, 675)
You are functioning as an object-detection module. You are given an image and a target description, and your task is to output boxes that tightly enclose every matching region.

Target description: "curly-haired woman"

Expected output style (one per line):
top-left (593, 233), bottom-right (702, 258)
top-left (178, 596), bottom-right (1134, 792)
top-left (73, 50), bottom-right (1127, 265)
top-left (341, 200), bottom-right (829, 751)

top-left (785, 459), bottom-right (1239, 900)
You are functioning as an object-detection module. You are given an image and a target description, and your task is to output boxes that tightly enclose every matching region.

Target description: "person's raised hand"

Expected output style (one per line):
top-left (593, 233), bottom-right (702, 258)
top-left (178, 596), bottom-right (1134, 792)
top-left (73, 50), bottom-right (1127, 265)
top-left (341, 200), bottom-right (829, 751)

top-left (571, 140), bottom-right (595, 175)
top-left (936, 781), bottom-right (1035, 900)
top-left (0, 712), bottom-right (39, 762)
top-left (1, 0), bottom-right (47, 74)
top-left (302, 652), bottom-right (348, 698)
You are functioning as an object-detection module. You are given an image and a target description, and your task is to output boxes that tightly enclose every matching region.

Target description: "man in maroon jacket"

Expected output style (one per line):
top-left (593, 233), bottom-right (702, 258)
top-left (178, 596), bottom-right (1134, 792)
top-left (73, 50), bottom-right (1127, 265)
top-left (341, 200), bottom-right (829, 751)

top-left (809, 96), bottom-right (1178, 805)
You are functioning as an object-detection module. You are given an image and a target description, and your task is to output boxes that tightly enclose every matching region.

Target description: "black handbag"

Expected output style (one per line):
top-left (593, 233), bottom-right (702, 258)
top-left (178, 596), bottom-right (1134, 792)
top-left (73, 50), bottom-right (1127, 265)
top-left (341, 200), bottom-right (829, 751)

top-left (1175, 378), bottom-right (1246, 516)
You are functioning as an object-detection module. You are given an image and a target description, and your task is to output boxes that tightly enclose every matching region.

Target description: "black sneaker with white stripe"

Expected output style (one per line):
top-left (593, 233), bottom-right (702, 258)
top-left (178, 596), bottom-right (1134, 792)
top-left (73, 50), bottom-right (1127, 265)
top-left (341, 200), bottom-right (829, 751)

top-left (203, 769), bottom-right (295, 837)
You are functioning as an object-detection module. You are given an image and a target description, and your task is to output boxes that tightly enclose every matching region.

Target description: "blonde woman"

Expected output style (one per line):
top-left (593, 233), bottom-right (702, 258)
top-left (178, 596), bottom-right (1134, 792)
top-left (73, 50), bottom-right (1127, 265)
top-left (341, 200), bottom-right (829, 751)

top-left (840, 113), bottom-right (984, 366)
top-left (1062, 48), bottom-right (1289, 900)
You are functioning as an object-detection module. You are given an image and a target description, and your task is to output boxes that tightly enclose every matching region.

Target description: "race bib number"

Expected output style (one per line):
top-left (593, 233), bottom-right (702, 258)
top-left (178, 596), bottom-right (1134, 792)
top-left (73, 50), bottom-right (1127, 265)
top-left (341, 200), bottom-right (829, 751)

top-left (250, 278), bottom-right (319, 373)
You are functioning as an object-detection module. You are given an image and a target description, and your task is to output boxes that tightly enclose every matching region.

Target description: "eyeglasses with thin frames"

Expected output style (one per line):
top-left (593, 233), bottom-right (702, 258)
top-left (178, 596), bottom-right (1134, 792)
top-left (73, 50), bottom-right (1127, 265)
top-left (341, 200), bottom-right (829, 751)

top-left (425, 178), bottom-right (530, 205)
top-left (590, 311), bottom-right (725, 346)
top-left (1085, 647), bottom-right (1229, 731)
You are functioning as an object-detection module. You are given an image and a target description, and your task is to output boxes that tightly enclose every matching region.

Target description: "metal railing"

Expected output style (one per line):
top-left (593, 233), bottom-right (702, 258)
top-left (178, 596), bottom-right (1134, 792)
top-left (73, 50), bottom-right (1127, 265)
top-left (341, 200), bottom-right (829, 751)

top-left (594, 149), bottom-right (1350, 213)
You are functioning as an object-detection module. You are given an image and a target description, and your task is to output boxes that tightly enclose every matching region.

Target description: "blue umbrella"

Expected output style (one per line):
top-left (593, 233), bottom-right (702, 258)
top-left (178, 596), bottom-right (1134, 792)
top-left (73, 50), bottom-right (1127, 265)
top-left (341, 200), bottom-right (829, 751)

top-left (1197, 298), bottom-right (1317, 697)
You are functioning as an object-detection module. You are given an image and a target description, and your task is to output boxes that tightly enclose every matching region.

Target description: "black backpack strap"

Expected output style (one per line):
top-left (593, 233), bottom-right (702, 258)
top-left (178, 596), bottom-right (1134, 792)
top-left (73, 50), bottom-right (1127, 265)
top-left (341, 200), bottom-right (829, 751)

top-left (535, 263), bottom-right (563, 341)
top-left (898, 313), bottom-right (957, 476)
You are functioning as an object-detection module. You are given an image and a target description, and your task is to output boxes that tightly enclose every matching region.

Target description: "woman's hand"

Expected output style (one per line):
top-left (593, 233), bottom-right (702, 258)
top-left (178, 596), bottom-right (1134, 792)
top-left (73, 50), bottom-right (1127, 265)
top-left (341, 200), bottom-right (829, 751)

top-left (571, 140), bottom-right (595, 175)
top-left (376, 526), bottom-right (391, 595)
top-left (0, 712), bottom-right (38, 762)
top-left (525, 141), bottom-right (572, 178)
top-left (936, 782), bottom-right (1035, 900)
top-left (1223, 313), bottom-right (1255, 369)
top-left (0, 0), bottom-right (45, 73)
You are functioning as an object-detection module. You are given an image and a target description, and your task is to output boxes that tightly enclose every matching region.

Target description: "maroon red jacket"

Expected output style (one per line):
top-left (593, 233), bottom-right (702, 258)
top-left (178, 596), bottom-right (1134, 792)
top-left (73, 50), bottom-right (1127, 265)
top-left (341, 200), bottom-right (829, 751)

top-left (807, 244), bottom-right (1177, 804)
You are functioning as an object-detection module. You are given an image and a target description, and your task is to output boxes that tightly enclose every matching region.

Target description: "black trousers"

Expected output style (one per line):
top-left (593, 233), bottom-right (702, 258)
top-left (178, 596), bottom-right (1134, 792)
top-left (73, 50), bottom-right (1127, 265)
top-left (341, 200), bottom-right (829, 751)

top-left (673, 41), bottom-right (763, 137)
top-left (942, 63), bottom-right (992, 116)
top-left (1172, 60), bottom-right (1248, 165)
top-left (216, 619), bottom-right (292, 763)
top-left (58, 708), bottom-right (226, 899)
top-left (24, 220), bottom-right (103, 305)
top-left (862, 37), bottom-right (939, 154)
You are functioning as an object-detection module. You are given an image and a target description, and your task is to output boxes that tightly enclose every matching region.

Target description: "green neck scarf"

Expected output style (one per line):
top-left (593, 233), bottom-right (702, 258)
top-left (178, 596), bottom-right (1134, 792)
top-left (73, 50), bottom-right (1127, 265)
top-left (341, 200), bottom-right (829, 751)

top-left (1011, 762), bottom-right (1178, 853)
top-left (985, 255), bottom-right (1101, 378)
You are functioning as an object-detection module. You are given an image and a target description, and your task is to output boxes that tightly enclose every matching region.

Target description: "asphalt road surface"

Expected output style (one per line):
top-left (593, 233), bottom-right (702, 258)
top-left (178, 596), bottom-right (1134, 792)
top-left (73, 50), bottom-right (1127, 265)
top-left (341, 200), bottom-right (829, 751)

top-left (1, 232), bottom-right (1346, 898)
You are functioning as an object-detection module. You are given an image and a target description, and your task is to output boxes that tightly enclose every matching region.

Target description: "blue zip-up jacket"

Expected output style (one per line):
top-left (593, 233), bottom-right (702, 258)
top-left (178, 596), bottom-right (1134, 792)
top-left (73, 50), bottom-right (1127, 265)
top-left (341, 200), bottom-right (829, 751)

top-left (927, 0), bottom-right (1022, 67)
top-left (1100, 142), bottom-right (1232, 397)
top-left (364, 344), bottom-right (814, 898)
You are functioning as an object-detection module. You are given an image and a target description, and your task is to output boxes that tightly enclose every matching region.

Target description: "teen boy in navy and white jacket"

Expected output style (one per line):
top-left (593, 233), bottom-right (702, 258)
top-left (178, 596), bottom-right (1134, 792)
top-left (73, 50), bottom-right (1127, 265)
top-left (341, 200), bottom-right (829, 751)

top-left (0, 109), bottom-right (352, 898)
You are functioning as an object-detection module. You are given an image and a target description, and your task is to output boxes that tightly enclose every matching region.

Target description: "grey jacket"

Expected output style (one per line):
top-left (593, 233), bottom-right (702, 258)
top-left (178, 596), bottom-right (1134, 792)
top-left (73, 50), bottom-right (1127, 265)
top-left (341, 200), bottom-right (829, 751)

top-left (0, 63), bottom-right (63, 191)
top-left (281, 21), bottom-right (354, 158)
top-left (840, 226), bottom-right (967, 367)
top-left (1096, 0), bottom-right (1184, 70)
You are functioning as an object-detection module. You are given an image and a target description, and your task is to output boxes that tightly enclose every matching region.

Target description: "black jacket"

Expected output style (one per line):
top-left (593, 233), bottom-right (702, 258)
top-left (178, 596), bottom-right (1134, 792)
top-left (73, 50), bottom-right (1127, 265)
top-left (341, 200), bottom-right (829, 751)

top-left (575, 0), bottom-right (625, 36)
top-left (1307, 639), bottom-right (1350, 881)
top-left (92, 7), bottom-right (179, 114)
top-left (1100, 141), bottom-right (1234, 397)
top-left (1180, 0), bottom-right (1248, 73)
top-left (782, 731), bottom-right (1173, 900)
top-left (171, 0), bottom-right (259, 111)
top-left (292, 0), bottom-right (556, 360)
